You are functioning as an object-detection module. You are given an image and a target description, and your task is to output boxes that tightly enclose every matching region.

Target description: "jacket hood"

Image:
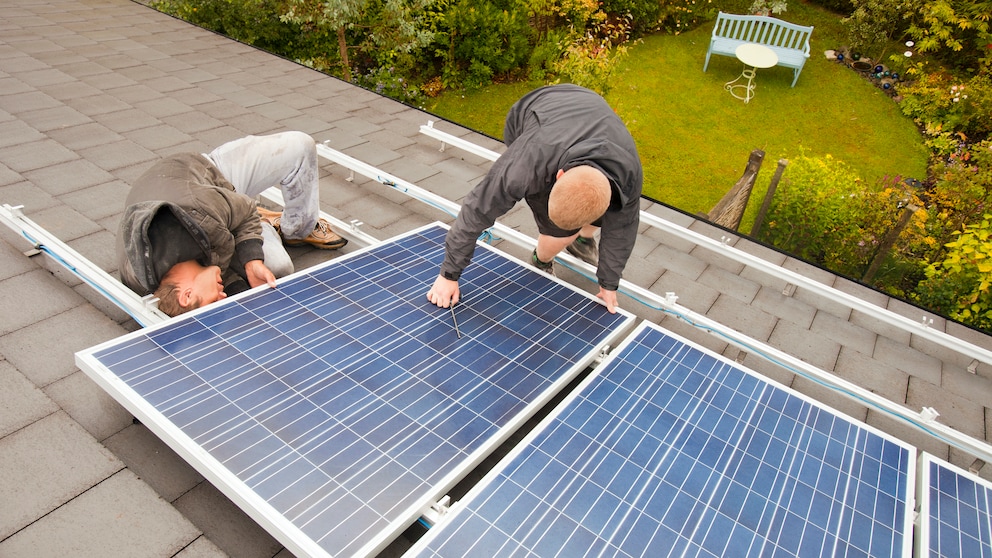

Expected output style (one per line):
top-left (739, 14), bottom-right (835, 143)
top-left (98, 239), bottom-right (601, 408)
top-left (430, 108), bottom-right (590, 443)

top-left (117, 201), bottom-right (212, 295)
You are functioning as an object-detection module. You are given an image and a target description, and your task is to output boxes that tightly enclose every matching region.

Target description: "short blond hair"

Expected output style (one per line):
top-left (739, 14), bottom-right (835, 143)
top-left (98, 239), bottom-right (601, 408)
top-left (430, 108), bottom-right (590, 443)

top-left (548, 166), bottom-right (611, 230)
top-left (153, 268), bottom-right (201, 317)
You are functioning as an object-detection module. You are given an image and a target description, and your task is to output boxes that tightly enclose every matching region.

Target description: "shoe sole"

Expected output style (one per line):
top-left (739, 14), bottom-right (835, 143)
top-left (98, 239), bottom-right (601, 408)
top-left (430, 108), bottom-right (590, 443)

top-left (285, 238), bottom-right (348, 250)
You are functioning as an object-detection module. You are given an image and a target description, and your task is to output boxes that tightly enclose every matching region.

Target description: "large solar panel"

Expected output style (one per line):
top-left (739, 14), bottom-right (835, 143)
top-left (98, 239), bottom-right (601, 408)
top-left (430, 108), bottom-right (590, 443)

top-left (76, 223), bottom-right (634, 558)
top-left (919, 453), bottom-right (992, 557)
top-left (407, 321), bottom-right (916, 557)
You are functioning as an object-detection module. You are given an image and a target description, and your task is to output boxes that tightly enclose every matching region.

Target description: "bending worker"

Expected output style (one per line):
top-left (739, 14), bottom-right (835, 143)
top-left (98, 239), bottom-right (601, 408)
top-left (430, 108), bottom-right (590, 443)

top-left (118, 131), bottom-right (346, 317)
top-left (426, 84), bottom-right (643, 313)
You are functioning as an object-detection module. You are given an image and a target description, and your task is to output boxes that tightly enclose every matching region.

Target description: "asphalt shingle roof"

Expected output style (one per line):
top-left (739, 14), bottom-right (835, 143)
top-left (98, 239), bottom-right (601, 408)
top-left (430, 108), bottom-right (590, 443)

top-left (2, 0), bottom-right (991, 556)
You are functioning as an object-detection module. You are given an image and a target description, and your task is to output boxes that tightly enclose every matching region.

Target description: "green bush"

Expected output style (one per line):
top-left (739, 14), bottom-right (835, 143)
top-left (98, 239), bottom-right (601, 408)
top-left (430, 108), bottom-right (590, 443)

top-left (842, 0), bottom-right (907, 62)
top-left (599, 0), bottom-right (662, 34)
top-left (354, 66), bottom-right (423, 103)
top-left (550, 16), bottom-right (633, 96)
top-left (899, 66), bottom-right (992, 144)
top-left (915, 214), bottom-right (992, 331)
top-left (152, 0), bottom-right (310, 55)
top-left (440, 0), bottom-right (533, 89)
top-left (528, 29), bottom-right (569, 81)
top-left (757, 154), bottom-right (928, 280)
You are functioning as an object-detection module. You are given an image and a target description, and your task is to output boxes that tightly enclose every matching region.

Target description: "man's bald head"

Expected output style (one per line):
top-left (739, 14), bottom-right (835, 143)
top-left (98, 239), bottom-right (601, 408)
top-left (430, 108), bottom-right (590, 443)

top-left (548, 165), bottom-right (611, 231)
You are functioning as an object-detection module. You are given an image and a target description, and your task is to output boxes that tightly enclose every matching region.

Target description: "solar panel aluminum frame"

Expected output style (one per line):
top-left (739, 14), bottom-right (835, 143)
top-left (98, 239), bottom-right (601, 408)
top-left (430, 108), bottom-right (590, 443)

top-left (917, 452), bottom-right (992, 558)
top-left (406, 320), bottom-right (918, 557)
top-left (75, 222), bottom-right (636, 558)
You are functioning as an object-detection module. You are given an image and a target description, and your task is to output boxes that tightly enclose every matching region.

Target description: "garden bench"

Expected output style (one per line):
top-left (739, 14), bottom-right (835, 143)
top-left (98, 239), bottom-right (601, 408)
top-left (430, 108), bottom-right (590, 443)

top-left (703, 11), bottom-right (813, 87)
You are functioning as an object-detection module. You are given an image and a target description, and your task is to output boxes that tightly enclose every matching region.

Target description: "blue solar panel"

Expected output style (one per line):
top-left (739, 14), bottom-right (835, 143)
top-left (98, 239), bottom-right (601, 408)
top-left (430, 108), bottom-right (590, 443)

top-left (920, 453), bottom-right (992, 558)
top-left (407, 321), bottom-right (915, 558)
top-left (76, 223), bottom-right (633, 557)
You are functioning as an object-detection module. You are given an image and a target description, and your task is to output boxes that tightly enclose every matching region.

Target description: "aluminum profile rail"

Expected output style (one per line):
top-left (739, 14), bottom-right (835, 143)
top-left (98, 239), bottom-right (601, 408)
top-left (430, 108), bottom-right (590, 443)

top-left (0, 203), bottom-right (169, 327)
top-left (417, 121), bottom-right (992, 368)
top-left (317, 127), bottom-right (992, 463)
top-left (419, 120), bottom-right (501, 161)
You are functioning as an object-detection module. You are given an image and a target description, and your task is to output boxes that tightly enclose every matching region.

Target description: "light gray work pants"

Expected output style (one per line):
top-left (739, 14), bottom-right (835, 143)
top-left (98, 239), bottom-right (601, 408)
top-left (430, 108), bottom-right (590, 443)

top-left (206, 131), bottom-right (321, 278)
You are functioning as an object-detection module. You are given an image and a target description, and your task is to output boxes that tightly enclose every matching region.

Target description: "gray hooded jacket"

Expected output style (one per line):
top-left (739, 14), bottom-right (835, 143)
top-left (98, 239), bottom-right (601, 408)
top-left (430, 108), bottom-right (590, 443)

top-left (440, 84), bottom-right (643, 291)
top-left (117, 153), bottom-right (265, 296)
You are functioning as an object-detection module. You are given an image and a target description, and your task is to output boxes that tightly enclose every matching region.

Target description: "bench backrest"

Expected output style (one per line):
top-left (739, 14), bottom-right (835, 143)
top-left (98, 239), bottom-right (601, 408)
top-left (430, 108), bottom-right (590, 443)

top-left (712, 11), bottom-right (812, 54)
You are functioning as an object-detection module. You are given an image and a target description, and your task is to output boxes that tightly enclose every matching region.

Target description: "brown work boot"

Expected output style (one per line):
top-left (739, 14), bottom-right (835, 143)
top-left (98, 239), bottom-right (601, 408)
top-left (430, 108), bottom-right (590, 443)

top-left (283, 218), bottom-right (348, 250)
top-left (257, 206), bottom-right (282, 227)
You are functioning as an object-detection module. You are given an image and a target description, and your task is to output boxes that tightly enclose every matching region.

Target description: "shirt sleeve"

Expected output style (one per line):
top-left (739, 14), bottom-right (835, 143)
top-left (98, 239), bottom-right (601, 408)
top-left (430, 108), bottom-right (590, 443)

top-left (439, 138), bottom-right (552, 279)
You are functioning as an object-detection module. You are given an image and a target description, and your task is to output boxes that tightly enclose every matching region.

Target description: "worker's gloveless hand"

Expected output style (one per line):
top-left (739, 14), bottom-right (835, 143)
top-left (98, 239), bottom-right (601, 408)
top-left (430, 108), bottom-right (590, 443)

top-left (245, 259), bottom-right (277, 290)
top-left (597, 287), bottom-right (619, 314)
top-left (427, 275), bottom-right (460, 308)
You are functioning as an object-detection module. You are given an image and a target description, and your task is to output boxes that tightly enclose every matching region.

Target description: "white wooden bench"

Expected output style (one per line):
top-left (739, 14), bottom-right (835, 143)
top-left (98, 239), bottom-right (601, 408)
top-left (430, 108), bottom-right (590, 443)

top-left (703, 11), bottom-right (813, 87)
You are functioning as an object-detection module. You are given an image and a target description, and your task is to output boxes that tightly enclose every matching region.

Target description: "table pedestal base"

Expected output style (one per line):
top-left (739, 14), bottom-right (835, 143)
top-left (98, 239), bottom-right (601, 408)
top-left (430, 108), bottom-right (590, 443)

top-left (725, 66), bottom-right (758, 103)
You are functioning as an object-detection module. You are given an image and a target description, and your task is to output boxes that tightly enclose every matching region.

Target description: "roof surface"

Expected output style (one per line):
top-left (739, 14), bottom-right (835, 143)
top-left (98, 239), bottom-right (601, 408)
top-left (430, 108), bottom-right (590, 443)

top-left (2, 0), bottom-right (991, 556)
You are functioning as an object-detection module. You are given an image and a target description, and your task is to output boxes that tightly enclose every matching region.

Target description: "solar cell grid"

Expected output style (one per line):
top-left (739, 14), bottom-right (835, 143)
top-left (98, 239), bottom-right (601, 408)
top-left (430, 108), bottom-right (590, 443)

top-left (77, 223), bottom-right (633, 557)
top-left (407, 321), bottom-right (915, 558)
top-left (919, 453), bottom-right (992, 558)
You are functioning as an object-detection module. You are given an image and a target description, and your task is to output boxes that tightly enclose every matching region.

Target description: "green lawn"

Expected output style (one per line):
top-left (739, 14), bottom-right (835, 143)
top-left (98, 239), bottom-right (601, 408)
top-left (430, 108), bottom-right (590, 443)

top-left (423, 3), bottom-right (930, 219)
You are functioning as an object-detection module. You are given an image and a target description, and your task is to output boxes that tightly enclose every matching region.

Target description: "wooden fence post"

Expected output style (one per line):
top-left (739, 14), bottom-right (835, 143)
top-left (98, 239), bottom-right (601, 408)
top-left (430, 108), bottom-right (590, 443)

top-left (862, 203), bottom-right (919, 283)
top-left (750, 158), bottom-right (788, 237)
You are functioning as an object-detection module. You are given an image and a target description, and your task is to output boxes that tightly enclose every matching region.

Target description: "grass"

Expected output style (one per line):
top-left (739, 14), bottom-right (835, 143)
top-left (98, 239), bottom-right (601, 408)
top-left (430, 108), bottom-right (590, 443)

top-left (422, 2), bottom-right (931, 220)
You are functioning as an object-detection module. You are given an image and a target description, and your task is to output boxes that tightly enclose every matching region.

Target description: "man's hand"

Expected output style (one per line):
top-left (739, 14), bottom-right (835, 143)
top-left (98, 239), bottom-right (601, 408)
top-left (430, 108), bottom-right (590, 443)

top-left (597, 287), bottom-right (619, 314)
top-left (245, 260), bottom-right (277, 289)
top-left (427, 275), bottom-right (460, 308)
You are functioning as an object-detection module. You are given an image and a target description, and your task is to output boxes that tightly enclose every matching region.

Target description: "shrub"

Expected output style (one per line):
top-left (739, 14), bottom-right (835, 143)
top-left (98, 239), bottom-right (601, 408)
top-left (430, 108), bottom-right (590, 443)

top-left (757, 153), bottom-right (929, 280)
top-left (899, 65), bottom-right (992, 144)
top-left (842, 0), bottom-right (907, 62)
top-left (354, 66), bottom-right (423, 103)
top-left (440, 0), bottom-right (533, 89)
top-left (528, 29), bottom-right (569, 81)
top-left (915, 214), bottom-right (992, 331)
top-left (550, 16), bottom-right (633, 96)
top-left (658, 0), bottom-right (718, 35)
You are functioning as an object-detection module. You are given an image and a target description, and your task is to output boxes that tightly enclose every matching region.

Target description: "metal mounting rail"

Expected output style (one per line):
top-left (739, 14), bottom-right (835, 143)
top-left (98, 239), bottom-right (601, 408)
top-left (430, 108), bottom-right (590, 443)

top-left (419, 120), bottom-right (501, 161)
top-left (0, 203), bottom-right (169, 327)
top-left (417, 121), bottom-right (992, 368)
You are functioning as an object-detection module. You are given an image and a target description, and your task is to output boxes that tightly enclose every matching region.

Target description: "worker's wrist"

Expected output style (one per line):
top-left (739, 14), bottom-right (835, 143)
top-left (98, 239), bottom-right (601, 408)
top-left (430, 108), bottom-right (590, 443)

top-left (441, 270), bottom-right (460, 281)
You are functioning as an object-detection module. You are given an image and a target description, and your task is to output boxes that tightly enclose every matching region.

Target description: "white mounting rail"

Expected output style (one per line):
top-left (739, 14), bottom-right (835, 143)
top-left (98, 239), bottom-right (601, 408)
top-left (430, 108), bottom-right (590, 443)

top-left (420, 120), bottom-right (501, 161)
top-left (0, 203), bottom-right (169, 327)
top-left (417, 121), bottom-right (992, 368)
top-left (316, 139), bottom-right (992, 463)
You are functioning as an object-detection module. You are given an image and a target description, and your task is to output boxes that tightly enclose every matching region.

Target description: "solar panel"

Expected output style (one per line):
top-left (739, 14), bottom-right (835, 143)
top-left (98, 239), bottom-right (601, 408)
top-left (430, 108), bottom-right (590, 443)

top-left (75, 223), bottom-right (634, 558)
top-left (919, 453), bottom-right (992, 557)
top-left (406, 321), bottom-right (916, 558)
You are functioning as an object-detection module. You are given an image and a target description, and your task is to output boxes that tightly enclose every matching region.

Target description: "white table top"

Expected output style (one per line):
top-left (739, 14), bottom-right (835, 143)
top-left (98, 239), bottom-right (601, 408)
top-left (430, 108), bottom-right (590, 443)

top-left (735, 43), bottom-right (779, 68)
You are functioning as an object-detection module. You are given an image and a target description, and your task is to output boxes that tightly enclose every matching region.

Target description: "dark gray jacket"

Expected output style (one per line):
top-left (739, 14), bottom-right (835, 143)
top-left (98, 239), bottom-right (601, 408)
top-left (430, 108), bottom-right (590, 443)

top-left (441, 84), bottom-right (643, 290)
top-left (117, 153), bottom-right (265, 296)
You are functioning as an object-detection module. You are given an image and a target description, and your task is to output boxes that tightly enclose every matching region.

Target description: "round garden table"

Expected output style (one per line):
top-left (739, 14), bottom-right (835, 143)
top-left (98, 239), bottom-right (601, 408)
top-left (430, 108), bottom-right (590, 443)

top-left (725, 43), bottom-right (779, 104)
